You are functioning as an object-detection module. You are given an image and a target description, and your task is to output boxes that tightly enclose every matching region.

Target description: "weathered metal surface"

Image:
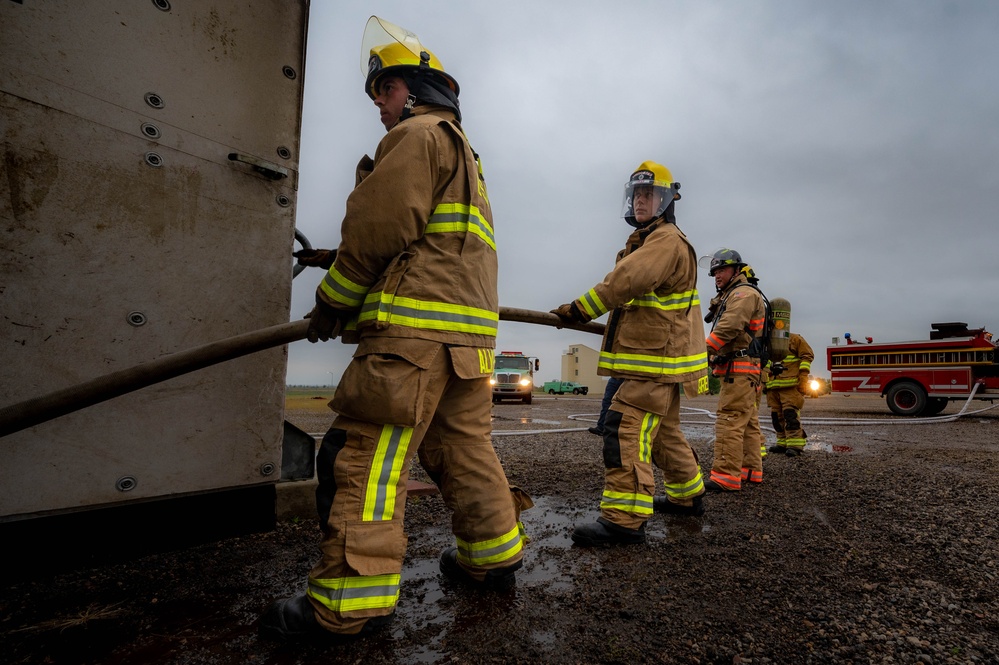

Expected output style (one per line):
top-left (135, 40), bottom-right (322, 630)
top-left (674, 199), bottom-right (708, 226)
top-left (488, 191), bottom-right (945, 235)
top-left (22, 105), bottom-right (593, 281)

top-left (0, 1), bottom-right (309, 519)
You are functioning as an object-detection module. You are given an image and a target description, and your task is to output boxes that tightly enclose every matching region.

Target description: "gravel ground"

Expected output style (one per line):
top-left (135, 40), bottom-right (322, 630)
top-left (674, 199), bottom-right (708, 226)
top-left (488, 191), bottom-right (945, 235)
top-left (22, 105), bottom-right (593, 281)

top-left (1, 393), bottom-right (998, 664)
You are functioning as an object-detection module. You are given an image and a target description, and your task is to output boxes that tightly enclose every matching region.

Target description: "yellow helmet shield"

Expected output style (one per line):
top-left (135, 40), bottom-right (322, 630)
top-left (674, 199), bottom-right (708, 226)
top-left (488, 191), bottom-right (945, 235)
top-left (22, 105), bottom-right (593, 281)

top-left (361, 16), bottom-right (458, 100)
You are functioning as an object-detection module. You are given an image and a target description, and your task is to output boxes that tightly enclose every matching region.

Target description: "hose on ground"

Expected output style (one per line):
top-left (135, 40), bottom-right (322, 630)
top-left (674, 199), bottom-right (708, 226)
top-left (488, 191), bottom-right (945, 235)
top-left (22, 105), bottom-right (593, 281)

top-left (487, 384), bottom-right (997, 438)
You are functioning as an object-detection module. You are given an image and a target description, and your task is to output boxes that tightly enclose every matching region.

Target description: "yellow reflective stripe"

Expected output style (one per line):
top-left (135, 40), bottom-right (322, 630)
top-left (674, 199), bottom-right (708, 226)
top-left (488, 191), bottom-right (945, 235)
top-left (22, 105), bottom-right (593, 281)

top-left (579, 289), bottom-right (607, 319)
top-left (799, 361), bottom-right (811, 371)
top-left (359, 292), bottom-right (499, 336)
top-left (639, 412), bottom-right (659, 464)
top-left (426, 202), bottom-right (496, 251)
top-left (600, 489), bottom-right (654, 516)
top-left (320, 265), bottom-right (368, 308)
top-left (308, 574), bottom-right (400, 612)
top-left (697, 375), bottom-right (710, 394)
top-left (765, 378), bottom-right (799, 388)
top-left (362, 425), bottom-right (413, 521)
top-left (477, 348), bottom-right (494, 374)
top-left (664, 470), bottom-right (704, 499)
top-left (455, 524), bottom-right (523, 566)
top-left (598, 350), bottom-right (708, 376)
top-left (630, 289), bottom-right (700, 311)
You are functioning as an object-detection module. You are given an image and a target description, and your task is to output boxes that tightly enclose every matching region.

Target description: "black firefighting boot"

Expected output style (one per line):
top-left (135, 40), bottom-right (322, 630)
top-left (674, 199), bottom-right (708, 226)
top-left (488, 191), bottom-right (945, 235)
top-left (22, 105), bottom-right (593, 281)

top-left (439, 547), bottom-right (521, 590)
top-left (259, 594), bottom-right (394, 642)
top-left (587, 426), bottom-right (605, 436)
top-left (785, 447), bottom-right (803, 457)
top-left (653, 494), bottom-right (705, 517)
top-left (259, 595), bottom-right (324, 641)
top-left (571, 517), bottom-right (646, 547)
top-left (768, 444), bottom-right (788, 454)
top-left (703, 478), bottom-right (734, 493)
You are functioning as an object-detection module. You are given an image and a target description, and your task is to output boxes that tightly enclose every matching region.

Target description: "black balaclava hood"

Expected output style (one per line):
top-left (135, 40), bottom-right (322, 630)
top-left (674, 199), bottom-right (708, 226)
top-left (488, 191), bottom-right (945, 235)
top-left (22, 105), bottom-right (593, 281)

top-left (402, 71), bottom-right (461, 122)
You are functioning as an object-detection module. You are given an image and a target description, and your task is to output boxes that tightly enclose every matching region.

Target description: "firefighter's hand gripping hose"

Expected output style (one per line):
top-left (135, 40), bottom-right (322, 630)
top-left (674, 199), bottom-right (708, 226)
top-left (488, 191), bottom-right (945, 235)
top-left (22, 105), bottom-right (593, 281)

top-left (0, 308), bottom-right (605, 438)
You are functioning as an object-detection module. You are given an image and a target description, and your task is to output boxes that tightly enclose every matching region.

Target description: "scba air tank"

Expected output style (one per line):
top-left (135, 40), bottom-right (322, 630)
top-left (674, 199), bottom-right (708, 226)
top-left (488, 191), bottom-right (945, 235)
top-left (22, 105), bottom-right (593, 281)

top-left (770, 297), bottom-right (791, 362)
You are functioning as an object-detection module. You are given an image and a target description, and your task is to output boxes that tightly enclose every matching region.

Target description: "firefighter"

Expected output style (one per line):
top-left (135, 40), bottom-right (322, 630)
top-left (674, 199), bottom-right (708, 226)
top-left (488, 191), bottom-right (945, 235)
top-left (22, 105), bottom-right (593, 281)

top-left (702, 249), bottom-right (767, 491)
top-left (551, 161), bottom-right (710, 546)
top-left (730, 264), bottom-right (770, 461)
top-left (260, 17), bottom-right (527, 641)
top-left (765, 332), bottom-right (814, 456)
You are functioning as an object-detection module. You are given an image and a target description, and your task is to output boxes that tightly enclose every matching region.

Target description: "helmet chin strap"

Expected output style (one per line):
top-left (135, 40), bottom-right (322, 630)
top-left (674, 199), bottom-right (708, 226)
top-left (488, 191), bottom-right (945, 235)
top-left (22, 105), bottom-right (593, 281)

top-left (400, 51), bottom-right (431, 122)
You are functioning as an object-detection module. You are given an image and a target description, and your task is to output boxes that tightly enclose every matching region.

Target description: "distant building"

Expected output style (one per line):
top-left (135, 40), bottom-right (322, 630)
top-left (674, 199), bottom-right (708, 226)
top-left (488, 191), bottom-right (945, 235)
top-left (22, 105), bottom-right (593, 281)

top-left (559, 343), bottom-right (606, 393)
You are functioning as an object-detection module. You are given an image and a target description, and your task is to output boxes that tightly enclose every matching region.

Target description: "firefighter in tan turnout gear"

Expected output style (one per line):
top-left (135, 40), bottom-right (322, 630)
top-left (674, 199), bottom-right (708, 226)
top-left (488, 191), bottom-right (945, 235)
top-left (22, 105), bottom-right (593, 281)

top-left (552, 161), bottom-right (710, 546)
top-left (702, 250), bottom-right (767, 492)
top-left (261, 17), bottom-right (526, 641)
top-left (765, 332), bottom-right (814, 456)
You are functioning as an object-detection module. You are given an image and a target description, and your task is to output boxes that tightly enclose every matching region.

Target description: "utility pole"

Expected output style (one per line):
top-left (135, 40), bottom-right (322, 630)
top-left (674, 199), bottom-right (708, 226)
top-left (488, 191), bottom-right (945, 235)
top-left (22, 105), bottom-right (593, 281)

top-left (328, 371), bottom-right (335, 388)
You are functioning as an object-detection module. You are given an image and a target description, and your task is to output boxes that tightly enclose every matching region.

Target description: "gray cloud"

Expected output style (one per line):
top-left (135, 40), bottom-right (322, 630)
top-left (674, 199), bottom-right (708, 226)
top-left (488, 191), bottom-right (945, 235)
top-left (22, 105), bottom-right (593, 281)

top-left (286, 1), bottom-right (999, 385)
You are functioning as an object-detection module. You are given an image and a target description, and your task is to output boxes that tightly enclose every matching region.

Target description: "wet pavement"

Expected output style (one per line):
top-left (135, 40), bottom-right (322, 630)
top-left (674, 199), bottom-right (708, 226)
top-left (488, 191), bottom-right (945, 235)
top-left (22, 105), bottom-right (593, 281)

top-left (2, 393), bottom-right (998, 664)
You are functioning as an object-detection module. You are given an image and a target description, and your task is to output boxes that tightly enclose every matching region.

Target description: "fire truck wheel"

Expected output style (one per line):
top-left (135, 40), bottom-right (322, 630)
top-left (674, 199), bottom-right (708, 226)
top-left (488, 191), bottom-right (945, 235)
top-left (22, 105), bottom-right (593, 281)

top-left (523, 393), bottom-right (533, 405)
top-left (886, 381), bottom-right (927, 417)
top-left (572, 388), bottom-right (580, 395)
top-left (549, 389), bottom-right (556, 395)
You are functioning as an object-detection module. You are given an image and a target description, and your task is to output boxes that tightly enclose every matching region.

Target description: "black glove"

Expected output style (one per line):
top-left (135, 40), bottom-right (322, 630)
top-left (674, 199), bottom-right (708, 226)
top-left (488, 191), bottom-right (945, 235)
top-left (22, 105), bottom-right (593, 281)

top-left (305, 298), bottom-right (345, 343)
top-left (550, 302), bottom-right (589, 325)
top-left (293, 248), bottom-right (337, 269)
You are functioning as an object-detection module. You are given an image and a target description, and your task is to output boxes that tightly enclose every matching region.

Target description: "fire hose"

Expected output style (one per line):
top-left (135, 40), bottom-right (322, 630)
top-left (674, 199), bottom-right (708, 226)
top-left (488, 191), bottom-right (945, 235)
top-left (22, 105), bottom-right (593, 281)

top-left (0, 308), bottom-right (604, 439)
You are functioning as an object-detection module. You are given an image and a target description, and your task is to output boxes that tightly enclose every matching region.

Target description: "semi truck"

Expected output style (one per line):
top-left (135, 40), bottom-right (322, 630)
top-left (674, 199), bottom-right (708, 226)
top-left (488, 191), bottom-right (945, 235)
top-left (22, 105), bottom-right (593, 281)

top-left (826, 322), bottom-right (999, 416)
top-left (491, 351), bottom-right (539, 404)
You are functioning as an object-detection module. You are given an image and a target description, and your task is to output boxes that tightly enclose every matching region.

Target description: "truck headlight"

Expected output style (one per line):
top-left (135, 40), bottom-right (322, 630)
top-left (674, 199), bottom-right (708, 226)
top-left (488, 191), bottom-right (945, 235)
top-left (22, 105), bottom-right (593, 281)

top-left (519, 378), bottom-right (532, 386)
top-left (489, 378), bottom-right (496, 385)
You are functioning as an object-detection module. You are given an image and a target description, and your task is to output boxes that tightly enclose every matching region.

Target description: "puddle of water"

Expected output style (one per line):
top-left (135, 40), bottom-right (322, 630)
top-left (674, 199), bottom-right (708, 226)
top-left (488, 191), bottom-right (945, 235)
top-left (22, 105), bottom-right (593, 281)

top-left (808, 442), bottom-right (853, 453)
top-left (531, 629), bottom-right (557, 646)
top-left (390, 494), bottom-right (711, 661)
top-left (490, 416), bottom-right (565, 426)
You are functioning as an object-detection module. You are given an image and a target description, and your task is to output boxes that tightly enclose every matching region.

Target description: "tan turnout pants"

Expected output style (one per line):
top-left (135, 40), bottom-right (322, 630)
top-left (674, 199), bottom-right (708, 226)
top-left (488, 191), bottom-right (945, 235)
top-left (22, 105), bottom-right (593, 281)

top-left (766, 386), bottom-right (806, 450)
top-left (306, 338), bottom-right (525, 634)
top-left (711, 373), bottom-right (763, 489)
top-left (600, 380), bottom-right (705, 530)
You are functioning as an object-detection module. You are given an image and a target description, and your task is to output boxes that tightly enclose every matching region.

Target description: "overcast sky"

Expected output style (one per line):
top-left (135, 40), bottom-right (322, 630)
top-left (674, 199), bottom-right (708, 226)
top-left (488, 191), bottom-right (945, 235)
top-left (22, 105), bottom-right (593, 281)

top-left (285, 1), bottom-right (999, 386)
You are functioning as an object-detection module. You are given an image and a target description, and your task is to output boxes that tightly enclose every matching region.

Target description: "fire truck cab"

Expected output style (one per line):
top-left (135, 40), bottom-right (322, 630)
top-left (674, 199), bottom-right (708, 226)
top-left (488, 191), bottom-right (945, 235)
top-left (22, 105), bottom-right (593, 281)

top-left (491, 351), bottom-right (539, 405)
top-left (827, 322), bottom-right (999, 416)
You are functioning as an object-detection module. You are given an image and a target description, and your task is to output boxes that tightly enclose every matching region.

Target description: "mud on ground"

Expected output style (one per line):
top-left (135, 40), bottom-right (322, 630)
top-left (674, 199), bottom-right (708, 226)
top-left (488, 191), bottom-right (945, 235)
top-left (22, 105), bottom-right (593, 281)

top-left (1, 394), bottom-right (998, 664)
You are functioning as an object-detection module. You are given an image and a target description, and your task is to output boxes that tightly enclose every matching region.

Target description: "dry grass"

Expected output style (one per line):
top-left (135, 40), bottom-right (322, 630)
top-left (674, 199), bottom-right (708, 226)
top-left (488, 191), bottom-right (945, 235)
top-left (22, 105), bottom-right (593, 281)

top-left (284, 388), bottom-right (335, 413)
top-left (11, 603), bottom-right (126, 634)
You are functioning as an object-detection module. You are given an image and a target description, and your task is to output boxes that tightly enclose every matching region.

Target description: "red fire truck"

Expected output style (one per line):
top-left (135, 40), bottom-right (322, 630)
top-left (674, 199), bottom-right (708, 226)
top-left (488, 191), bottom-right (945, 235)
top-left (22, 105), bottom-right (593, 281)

top-left (827, 322), bottom-right (999, 416)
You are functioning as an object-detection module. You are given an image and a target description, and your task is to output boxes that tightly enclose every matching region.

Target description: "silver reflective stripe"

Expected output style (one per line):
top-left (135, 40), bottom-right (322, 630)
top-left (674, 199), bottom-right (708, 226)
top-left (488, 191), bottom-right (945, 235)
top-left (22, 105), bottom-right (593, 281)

top-left (363, 425), bottom-right (412, 521)
top-left (320, 266), bottom-right (367, 307)
top-left (308, 575), bottom-right (400, 612)
top-left (359, 293), bottom-right (498, 336)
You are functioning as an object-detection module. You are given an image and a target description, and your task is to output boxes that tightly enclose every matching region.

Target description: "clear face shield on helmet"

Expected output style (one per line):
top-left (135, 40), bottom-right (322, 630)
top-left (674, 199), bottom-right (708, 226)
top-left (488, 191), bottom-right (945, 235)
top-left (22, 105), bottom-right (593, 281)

top-left (622, 181), bottom-right (677, 227)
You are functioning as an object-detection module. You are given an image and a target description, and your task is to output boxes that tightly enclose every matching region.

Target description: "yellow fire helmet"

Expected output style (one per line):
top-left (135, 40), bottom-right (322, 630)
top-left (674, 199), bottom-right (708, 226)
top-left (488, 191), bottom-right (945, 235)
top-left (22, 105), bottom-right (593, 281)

top-left (361, 16), bottom-right (459, 101)
top-left (622, 160), bottom-right (681, 228)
